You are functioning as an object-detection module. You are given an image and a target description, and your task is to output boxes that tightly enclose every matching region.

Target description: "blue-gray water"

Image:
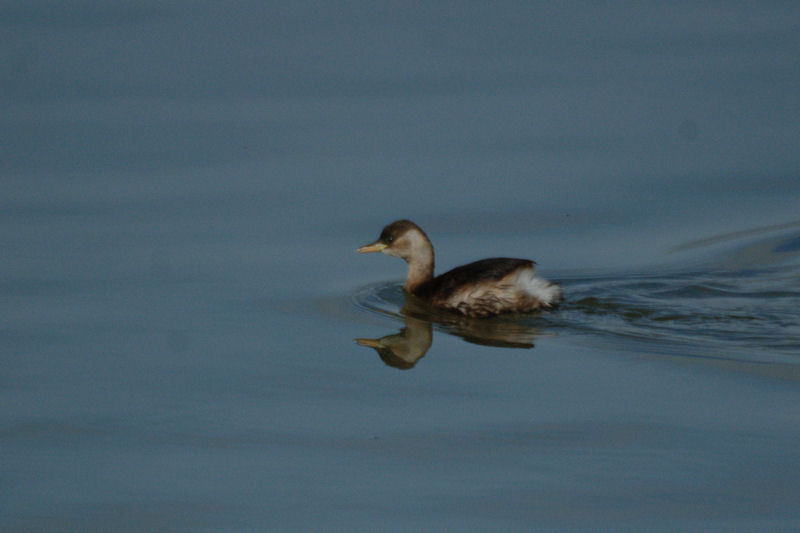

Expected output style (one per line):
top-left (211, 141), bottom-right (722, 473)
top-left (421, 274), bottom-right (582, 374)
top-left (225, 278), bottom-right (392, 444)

top-left (3, 2), bottom-right (800, 532)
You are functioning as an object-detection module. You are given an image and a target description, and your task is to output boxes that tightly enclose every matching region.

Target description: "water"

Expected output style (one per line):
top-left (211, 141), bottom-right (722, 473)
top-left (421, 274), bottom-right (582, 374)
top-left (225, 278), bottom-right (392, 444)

top-left (3, 2), bottom-right (800, 532)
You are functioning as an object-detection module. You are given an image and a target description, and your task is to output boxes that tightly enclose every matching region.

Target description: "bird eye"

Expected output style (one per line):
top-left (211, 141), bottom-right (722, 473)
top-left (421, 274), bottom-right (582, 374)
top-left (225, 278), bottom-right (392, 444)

top-left (386, 235), bottom-right (394, 243)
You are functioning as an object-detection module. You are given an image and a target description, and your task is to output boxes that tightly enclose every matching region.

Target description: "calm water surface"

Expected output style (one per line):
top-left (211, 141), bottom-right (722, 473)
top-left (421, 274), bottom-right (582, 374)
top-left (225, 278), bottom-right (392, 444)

top-left (3, 2), bottom-right (800, 532)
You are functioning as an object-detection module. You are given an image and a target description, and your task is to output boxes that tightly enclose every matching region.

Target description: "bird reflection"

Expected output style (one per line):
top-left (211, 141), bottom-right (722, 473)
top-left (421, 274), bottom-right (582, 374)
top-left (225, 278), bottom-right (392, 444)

top-left (355, 317), bottom-right (432, 370)
top-left (355, 292), bottom-right (544, 370)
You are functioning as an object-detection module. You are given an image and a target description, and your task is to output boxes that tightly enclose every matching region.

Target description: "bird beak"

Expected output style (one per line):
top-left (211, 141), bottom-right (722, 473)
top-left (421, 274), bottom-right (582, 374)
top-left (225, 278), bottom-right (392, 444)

top-left (356, 241), bottom-right (387, 253)
top-left (355, 338), bottom-right (383, 348)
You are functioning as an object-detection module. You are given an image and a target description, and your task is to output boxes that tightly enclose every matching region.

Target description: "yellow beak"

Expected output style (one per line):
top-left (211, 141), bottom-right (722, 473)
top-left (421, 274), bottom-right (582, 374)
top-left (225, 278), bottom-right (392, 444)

top-left (356, 241), bottom-right (387, 253)
top-left (354, 338), bottom-right (383, 348)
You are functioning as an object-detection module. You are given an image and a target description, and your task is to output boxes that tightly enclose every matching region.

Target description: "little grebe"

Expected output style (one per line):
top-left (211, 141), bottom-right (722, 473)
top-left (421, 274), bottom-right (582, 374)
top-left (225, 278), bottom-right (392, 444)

top-left (357, 220), bottom-right (561, 317)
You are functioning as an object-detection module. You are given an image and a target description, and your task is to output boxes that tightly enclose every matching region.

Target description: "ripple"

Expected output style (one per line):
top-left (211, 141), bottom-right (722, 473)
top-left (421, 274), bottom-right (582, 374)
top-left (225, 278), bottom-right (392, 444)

top-left (352, 264), bottom-right (800, 362)
top-left (545, 265), bottom-right (800, 359)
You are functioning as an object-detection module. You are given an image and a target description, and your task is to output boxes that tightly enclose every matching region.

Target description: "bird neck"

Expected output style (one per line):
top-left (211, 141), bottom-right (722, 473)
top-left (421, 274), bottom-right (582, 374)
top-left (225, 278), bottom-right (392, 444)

top-left (403, 250), bottom-right (434, 293)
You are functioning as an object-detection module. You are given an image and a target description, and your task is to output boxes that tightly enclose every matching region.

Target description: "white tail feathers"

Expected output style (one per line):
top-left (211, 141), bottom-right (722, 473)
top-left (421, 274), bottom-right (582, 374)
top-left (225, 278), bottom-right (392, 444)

top-left (513, 267), bottom-right (562, 307)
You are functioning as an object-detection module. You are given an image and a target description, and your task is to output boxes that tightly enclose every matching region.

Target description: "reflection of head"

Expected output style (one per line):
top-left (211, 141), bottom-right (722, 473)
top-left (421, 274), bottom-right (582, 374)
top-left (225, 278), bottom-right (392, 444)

top-left (355, 318), bottom-right (432, 370)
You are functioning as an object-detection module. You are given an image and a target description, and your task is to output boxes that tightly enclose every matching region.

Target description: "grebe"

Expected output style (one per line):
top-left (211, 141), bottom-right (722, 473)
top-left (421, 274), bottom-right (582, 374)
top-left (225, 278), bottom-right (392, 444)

top-left (357, 220), bottom-right (561, 317)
